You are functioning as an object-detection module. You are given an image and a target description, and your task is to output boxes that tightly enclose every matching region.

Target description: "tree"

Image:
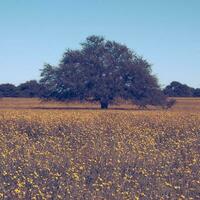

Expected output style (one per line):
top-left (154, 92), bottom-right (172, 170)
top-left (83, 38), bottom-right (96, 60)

top-left (0, 84), bottom-right (18, 97)
top-left (163, 81), bottom-right (193, 97)
top-left (17, 80), bottom-right (44, 97)
top-left (40, 35), bottom-right (167, 109)
top-left (193, 88), bottom-right (200, 97)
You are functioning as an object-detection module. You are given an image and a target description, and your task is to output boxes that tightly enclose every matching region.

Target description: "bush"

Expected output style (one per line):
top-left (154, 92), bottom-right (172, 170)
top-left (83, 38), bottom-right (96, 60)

top-left (165, 99), bottom-right (176, 109)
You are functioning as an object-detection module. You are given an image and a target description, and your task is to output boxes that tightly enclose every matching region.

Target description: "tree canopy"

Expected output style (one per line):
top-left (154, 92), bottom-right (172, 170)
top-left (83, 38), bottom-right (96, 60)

top-left (40, 35), bottom-right (168, 109)
top-left (0, 84), bottom-right (18, 97)
top-left (17, 80), bottom-right (44, 97)
top-left (193, 88), bottom-right (200, 97)
top-left (163, 81), bottom-right (194, 97)
top-left (0, 80), bottom-right (44, 98)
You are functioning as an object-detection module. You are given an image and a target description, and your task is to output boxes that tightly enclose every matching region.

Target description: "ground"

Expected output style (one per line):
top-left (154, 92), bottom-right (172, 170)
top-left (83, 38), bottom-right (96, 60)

top-left (0, 98), bottom-right (199, 199)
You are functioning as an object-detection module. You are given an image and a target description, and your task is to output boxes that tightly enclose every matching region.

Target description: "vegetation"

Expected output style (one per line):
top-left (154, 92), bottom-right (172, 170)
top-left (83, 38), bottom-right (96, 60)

top-left (0, 98), bottom-right (199, 199)
top-left (1, 80), bottom-right (199, 100)
top-left (17, 80), bottom-right (45, 98)
top-left (0, 37), bottom-right (199, 109)
top-left (0, 83), bottom-right (18, 97)
top-left (40, 35), bottom-right (168, 109)
top-left (164, 81), bottom-right (200, 97)
top-left (0, 97), bottom-right (199, 111)
top-left (0, 81), bottom-right (43, 98)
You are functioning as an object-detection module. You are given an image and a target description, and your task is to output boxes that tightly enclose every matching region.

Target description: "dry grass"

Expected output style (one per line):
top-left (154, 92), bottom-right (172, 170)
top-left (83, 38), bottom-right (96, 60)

top-left (172, 98), bottom-right (200, 111)
top-left (1, 97), bottom-right (200, 111)
top-left (0, 98), bottom-right (199, 199)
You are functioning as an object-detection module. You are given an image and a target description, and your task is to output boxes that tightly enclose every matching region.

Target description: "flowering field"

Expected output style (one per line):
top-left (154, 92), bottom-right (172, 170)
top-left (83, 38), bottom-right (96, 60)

top-left (0, 99), bottom-right (200, 199)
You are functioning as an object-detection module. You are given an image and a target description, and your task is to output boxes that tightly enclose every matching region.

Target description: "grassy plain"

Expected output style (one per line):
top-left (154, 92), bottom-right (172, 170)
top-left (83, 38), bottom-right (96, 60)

top-left (0, 98), bottom-right (199, 199)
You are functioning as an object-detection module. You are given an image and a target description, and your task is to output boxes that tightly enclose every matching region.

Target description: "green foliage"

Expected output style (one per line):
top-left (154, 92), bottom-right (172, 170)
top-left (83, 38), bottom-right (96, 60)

top-left (0, 84), bottom-right (18, 97)
top-left (17, 80), bottom-right (44, 97)
top-left (40, 35), bottom-right (166, 109)
top-left (193, 88), bottom-right (200, 97)
top-left (163, 81), bottom-right (194, 97)
top-left (0, 81), bottom-right (45, 98)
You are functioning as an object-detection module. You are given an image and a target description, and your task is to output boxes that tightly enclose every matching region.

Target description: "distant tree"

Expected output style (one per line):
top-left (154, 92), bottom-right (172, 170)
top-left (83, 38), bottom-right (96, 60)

top-left (17, 80), bottom-right (44, 97)
top-left (163, 81), bottom-right (194, 97)
top-left (193, 88), bottom-right (200, 97)
top-left (0, 84), bottom-right (18, 97)
top-left (40, 35), bottom-right (168, 109)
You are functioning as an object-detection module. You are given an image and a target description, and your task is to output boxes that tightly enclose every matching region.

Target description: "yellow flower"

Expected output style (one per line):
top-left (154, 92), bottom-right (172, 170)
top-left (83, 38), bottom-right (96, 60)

top-left (14, 188), bottom-right (21, 194)
top-left (72, 173), bottom-right (80, 181)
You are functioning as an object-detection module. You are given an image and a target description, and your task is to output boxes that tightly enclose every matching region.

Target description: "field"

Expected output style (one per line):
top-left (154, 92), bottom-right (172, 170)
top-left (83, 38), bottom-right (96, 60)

top-left (0, 98), bottom-right (199, 199)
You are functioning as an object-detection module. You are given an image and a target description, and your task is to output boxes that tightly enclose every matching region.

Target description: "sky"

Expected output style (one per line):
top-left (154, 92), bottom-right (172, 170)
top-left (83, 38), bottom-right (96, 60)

top-left (0, 0), bottom-right (200, 88)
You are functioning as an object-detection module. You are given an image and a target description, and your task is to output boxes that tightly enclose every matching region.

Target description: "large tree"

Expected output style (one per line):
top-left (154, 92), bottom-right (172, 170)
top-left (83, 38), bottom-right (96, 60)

top-left (40, 35), bottom-right (167, 109)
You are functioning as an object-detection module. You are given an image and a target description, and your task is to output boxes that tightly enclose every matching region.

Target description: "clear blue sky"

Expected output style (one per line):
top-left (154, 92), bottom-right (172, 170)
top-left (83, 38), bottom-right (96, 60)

top-left (0, 0), bottom-right (200, 87)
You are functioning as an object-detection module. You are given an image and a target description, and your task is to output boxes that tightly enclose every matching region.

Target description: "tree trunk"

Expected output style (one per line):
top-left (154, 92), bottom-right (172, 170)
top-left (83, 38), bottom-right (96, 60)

top-left (100, 101), bottom-right (108, 109)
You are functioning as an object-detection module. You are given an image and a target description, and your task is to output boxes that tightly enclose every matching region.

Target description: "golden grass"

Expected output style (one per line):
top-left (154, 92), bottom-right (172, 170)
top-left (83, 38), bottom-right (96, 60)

top-left (0, 98), bottom-right (199, 199)
top-left (1, 97), bottom-right (200, 111)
